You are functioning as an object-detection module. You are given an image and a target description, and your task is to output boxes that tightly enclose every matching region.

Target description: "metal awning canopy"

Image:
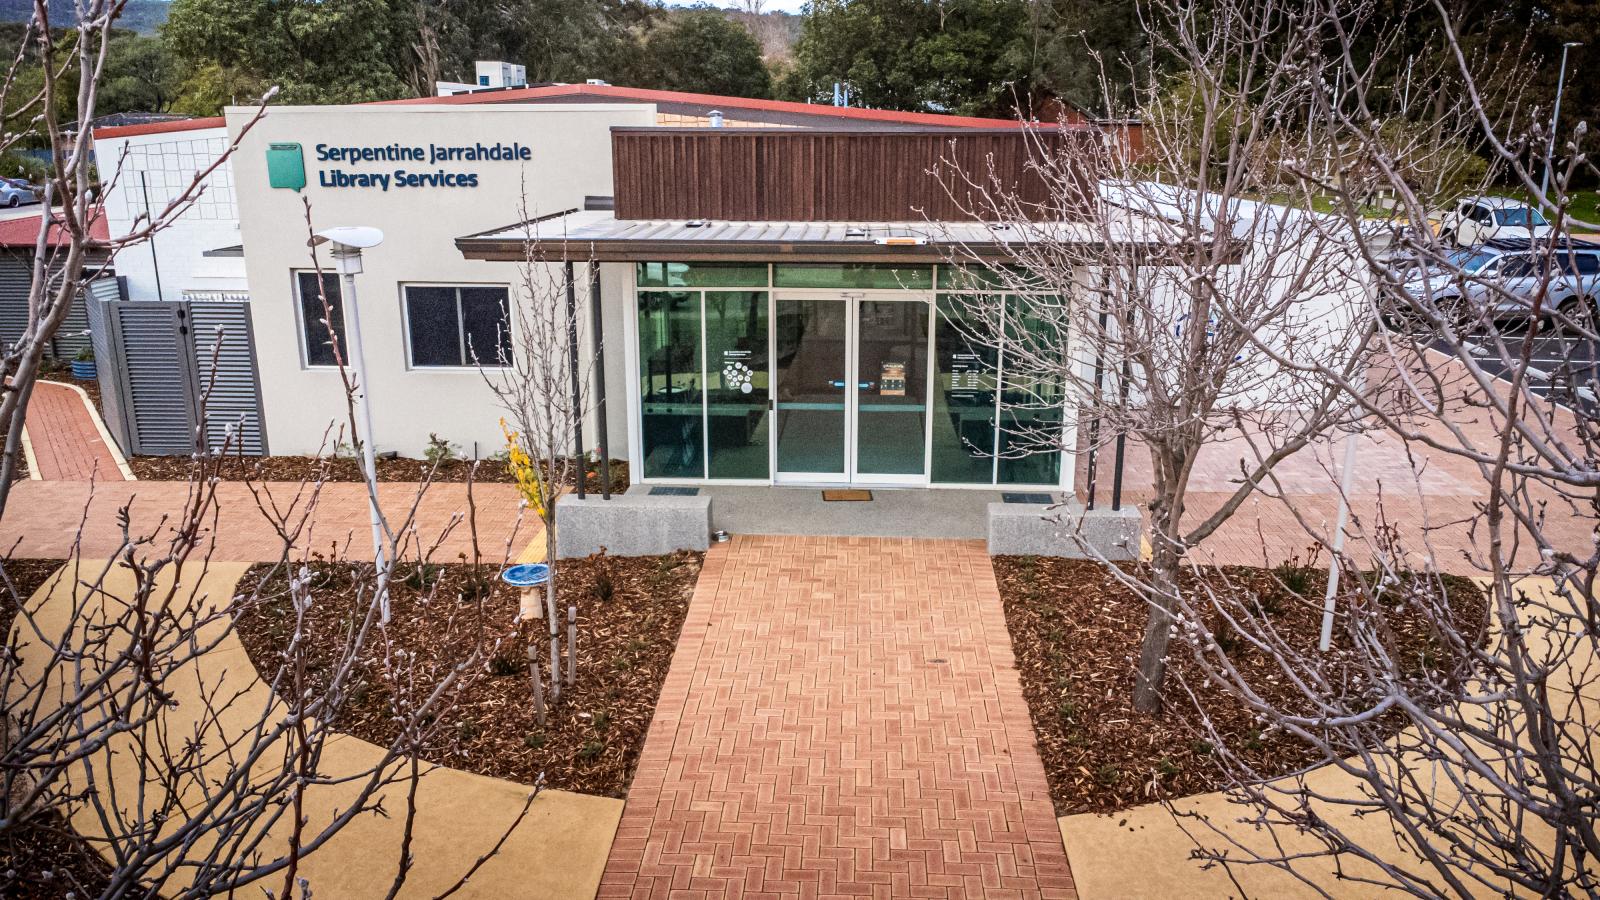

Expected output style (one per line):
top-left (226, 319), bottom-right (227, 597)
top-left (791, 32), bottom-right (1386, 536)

top-left (455, 210), bottom-right (1120, 264)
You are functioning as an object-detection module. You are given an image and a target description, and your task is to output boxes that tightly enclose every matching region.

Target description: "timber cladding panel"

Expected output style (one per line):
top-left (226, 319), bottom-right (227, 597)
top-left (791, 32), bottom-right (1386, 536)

top-left (611, 128), bottom-right (1095, 222)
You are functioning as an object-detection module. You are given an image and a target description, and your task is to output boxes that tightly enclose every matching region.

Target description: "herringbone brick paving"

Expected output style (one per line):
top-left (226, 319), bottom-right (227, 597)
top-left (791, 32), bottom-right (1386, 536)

top-left (600, 535), bottom-right (1076, 900)
top-left (24, 381), bottom-right (125, 481)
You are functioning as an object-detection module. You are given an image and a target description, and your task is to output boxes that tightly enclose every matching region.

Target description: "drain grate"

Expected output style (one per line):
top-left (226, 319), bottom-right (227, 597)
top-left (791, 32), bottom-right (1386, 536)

top-left (650, 486), bottom-right (700, 496)
top-left (1002, 492), bottom-right (1053, 504)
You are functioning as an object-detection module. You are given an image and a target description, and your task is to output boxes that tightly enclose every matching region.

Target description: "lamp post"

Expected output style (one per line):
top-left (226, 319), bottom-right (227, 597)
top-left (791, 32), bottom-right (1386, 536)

top-left (1541, 41), bottom-right (1582, 198)
top-left (311, 225), bottom-right (389, 619)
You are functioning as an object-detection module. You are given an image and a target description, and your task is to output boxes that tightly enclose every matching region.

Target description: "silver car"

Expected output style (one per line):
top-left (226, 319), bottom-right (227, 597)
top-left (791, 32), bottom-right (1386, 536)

top-left (1403, 239), bottom-right (1600, 319)
top-left (0, 178), bottom-right (37, 207)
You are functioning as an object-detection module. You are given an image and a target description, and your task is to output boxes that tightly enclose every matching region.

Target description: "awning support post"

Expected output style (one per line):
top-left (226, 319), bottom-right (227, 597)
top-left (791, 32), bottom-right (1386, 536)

top-left (589, 261), bottom-right (612, 500)
top-left (565, 261), bottom-right (585, 500)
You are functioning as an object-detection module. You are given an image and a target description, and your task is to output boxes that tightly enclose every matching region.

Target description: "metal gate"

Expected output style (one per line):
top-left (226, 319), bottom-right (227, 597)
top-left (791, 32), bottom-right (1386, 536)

top-left (87, 284), bottom-right (268, 456)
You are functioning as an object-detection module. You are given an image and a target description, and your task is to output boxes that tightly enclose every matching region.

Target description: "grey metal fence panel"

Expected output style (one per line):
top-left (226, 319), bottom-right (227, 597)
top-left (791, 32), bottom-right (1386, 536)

top-left (83, 279), bottom-right (131, 453)
top-left (112, 303), bottom-right (198, 456)
top-left (0, 251), bottom-right (99, 360)
top-left (188, 302), bottom-right (267, 455)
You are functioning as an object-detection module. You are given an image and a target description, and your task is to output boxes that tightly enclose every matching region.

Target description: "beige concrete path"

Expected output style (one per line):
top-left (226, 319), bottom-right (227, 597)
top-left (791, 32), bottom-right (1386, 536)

top-left (1057, 578), bottom-right (1596, 898)
top-left (17, 560), bottom-right (619, 898)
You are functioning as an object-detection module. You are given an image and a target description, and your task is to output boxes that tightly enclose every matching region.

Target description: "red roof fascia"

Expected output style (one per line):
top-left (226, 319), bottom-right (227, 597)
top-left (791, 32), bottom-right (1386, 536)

top-left (92, 116), bottom-right (228, 139)
top-left (0, 212), bottom-right (111, 248)
top-left (381, 82), bottom-right (1027, 129)
top-left (86, 83), bottom-right (1031, 140)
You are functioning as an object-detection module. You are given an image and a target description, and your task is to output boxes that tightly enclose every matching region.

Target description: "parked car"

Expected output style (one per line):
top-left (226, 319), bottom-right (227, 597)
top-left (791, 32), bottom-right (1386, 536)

top-left (1440, 196), bottom-right (1552, 246)
top-left (0, 178), bottom-right (37, 207)
top-left (1402, 237), bottom-right (1600, 319)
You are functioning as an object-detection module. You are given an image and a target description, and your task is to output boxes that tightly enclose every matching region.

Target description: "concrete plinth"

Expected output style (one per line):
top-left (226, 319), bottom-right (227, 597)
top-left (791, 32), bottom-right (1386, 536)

top-left (987, 500), bottom-right (1142, 560)
top-left (555, 493), bottom-right (712, 559)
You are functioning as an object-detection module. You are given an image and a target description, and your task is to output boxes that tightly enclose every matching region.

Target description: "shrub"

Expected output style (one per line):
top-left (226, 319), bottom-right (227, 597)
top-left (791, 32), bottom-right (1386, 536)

top-left (488, 650), bottom-right (525, 676)
top-left (401, 563), bottom-right (443, 590)
top-left (424, 433), bottom-right (460, 466)
top-left (589, 549), bottom-right (617, 604)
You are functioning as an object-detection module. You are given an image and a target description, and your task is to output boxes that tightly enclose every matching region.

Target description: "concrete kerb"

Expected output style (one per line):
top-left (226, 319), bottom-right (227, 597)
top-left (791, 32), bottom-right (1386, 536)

top-left (988, 498), bottom-right (1143, 560)
top-left (17, 560), bottom-right (622, 898)
top-left (554, 492), bottom-right (711, 559)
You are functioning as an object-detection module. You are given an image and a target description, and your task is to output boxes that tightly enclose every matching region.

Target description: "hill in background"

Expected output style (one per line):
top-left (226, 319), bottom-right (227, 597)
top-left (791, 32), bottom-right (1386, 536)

top-left (0, 0), bottom-right (168, 33)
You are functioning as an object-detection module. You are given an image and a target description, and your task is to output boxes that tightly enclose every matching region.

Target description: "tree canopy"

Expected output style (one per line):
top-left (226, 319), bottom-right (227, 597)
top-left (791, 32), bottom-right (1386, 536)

top-left (640, 5), bottom-right (772, 99)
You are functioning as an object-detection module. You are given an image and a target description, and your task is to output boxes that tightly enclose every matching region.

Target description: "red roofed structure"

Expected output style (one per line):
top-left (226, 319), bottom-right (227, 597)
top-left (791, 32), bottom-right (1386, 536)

top-left (0, 212), bottom-right (110, 247)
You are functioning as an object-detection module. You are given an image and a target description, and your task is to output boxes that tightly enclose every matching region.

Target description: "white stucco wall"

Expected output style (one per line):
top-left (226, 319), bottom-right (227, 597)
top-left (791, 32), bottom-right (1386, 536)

top-left (93, 126), bottom-right (247, 300)
top-left (225, 103), bottom-right (655, 457)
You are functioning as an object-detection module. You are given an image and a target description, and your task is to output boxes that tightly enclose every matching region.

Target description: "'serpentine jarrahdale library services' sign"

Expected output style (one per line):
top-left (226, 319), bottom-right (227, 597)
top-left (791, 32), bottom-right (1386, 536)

top-left (265, 141), bottom-right (533, 192)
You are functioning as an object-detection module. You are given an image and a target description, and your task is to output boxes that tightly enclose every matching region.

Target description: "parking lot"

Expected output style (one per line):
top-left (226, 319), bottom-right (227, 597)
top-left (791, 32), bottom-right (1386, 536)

top-left (1452, 332), bottom-right (1600, 416)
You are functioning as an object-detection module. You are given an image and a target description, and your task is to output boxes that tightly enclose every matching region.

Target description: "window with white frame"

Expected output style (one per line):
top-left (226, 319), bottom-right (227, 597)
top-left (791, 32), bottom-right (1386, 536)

top-left (294, 271), bottom-right (345, 367)
top-left (402, 285), bottom-right (511, 368)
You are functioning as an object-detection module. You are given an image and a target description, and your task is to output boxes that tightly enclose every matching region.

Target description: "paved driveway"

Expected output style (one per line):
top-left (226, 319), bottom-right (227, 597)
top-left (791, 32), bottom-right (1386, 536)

top-left (600, 535), bottom-right (1076, 899)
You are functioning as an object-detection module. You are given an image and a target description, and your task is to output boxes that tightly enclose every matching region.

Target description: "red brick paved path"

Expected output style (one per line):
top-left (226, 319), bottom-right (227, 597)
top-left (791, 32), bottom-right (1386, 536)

top-left (601, 535), bottom-right (1076, 900)
top-left (24, 381), bottom-right (126, 481)
top-left (0, 479), bottom-right (531, 562)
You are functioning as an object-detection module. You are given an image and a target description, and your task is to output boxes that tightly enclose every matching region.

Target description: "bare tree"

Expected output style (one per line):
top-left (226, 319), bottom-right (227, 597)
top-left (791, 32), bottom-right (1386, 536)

top-left (483, 203), bottom-right (598, 722)
top-left (937, 0), bottom-right (1385, 714)
top-left (0, 206), bottom-right (538, 897)
top-left (0, 0), bottom-right (272, 518)
top-left (993, 0), bottom-right (1600, 895)
top-left (1151, 0), bottom-right (1600, 891)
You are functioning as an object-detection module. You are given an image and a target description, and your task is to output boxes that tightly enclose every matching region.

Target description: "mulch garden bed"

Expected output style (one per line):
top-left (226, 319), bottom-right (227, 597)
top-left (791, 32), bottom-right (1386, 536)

top-left (235, 551), bottom-right (700, 797)
top-left (994, 554), bottom-right (1487, 815)
top-left (0, 557), bottom-right (116, 899)
top-left (127, 453), bottom-right (630, 494)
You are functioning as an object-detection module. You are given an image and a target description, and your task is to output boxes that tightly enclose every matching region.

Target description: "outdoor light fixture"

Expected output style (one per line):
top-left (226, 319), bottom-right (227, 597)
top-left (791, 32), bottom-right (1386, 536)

top-left (311, 225), bottom-right (391, 619)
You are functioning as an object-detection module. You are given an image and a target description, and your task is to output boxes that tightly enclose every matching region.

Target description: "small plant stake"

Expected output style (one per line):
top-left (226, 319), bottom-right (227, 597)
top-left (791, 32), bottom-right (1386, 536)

top-left (501, 563), bottom-right (553, 720)
top-left (567, 605), bottom-right (577, 686)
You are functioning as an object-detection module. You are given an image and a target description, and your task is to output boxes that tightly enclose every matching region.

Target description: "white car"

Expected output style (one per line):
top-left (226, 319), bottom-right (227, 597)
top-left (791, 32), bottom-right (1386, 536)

top-left (1440, 196), bottom-right (1551, 246)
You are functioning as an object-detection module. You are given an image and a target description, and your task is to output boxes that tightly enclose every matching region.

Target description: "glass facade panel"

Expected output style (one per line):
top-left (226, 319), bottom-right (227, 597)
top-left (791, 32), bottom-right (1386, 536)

top-left (936, 264), bottom-right (1048, 291)
top-left (773, 264), bottom-right (933, 291)
top-left (998, 296), bottom-right (1065, 485)
top-left (638, 291), bottom-right (704, 478)
top-left (636, 261), bottom-right (768, 288)
top-left (855, 300), bottom-right (929, 476)
top-left (704, 291), bottom-right (770, 479)
top-left (931, 296), bottom-right (999, 484)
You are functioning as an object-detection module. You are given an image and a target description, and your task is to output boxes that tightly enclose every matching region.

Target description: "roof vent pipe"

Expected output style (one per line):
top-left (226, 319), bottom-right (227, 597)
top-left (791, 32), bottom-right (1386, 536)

top-left (708, 110), bottom-right (724, 128)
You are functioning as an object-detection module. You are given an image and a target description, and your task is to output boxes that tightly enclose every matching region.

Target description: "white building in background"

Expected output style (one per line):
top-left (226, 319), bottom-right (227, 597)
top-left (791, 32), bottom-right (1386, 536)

top-left (93, 120), bottom-right (246, 302)
top-left (91, 81), bottom-right (1354, 497)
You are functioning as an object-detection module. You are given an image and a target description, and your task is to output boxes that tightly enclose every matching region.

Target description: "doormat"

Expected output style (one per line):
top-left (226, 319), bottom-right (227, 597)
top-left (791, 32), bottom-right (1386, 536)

top-left (1002, 492), bottom-right (1053, 504)
top-left (822, 489), bottom-right (873, 502)
top-left (650, 486), bottom-right (700, 496)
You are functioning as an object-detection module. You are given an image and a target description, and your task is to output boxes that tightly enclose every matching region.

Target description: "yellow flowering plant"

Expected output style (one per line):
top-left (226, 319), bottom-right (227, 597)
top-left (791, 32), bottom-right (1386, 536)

top-left (500, 418), bottom-right (549, 519)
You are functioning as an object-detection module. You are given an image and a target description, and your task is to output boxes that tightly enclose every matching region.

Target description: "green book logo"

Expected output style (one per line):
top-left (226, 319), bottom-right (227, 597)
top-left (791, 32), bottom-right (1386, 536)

top-left (266, 142), bottom-right (305, 191)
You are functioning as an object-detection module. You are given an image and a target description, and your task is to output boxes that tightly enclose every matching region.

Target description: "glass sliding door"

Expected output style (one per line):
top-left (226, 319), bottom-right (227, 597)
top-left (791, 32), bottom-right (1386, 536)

top-left (773, 297), bottom-right (848, 480)
top-left (854, 299), bottom-right (930, 481)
